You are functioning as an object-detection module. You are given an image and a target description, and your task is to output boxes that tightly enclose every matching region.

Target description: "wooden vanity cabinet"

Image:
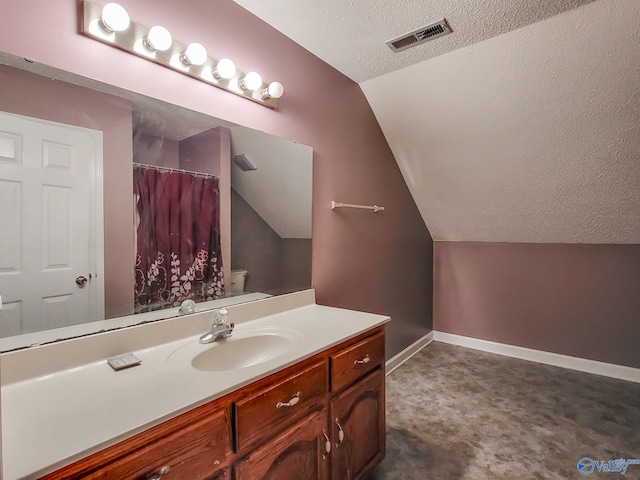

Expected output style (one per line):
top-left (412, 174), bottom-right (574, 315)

top-left (41, 400), bottom-right (233, 480)
top-left (328, 332), bottom-right (386, 480)
top-left (87, 405), bottom-right (232, 480)
top-left (208, 468), bottom-right (231, 480)
top-left (330, 332), bottom-right (384, 392)
top-left (330, 370), bottom-right (385, 480)
top-left (234, 359), bottom-right (329, 453)
top-left (232, 328), bottom-right (385, 480)
top-left (234, 409), bottom-right (330, 480)
top-left (40, 326), bottom-right (385, 480)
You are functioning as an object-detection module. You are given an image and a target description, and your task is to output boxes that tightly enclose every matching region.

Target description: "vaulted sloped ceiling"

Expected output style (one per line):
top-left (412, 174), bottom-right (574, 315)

top-left (361, 0), bottom-right (640, 243)
top-left (234, 0), bottom-right (640, 243)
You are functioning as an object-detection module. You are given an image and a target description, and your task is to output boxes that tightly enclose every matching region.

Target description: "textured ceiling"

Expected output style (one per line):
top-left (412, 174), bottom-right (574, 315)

top-left (232, 0), bottom-right (596, 82)
top-left (361, 0), bottom-right (640, 243)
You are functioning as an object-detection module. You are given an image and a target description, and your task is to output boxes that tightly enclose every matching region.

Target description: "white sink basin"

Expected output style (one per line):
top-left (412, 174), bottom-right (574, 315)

top-left (168, 326), bottom-right (303, 372)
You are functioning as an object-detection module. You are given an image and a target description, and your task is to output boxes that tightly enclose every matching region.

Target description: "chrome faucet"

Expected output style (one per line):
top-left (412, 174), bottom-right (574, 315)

top-left (199, 308), bottom-right (234, 344)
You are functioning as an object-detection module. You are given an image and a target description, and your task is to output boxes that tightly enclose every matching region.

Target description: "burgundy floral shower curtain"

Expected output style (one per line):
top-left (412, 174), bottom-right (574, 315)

top-left (133, 167), bottom-right (224, 312)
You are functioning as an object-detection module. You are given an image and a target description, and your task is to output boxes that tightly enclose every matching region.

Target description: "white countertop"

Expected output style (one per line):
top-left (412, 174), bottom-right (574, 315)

top-left (1, 296), bottom-right (389, 479)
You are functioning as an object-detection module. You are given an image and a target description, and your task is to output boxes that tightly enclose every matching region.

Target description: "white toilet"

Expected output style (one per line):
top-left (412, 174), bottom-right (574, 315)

top-left (229, 269), bottom-right (247, 296)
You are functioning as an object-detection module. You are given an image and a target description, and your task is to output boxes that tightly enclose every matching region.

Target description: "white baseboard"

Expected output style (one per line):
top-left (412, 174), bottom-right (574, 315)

top-left (385, 331), bottom-right (433, 375)
top-left (433, 331), bottom-right (640, 384)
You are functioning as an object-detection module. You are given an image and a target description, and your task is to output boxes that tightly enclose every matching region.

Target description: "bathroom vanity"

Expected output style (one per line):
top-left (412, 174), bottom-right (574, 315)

top-left (1, 291), bottom-right (389, 479)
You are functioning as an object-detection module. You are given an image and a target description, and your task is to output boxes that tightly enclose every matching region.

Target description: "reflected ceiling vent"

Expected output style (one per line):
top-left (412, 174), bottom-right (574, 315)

top-left (386, 19), bottom-right (452, 53)
top-left (233, 154), bottom-right (257, 171)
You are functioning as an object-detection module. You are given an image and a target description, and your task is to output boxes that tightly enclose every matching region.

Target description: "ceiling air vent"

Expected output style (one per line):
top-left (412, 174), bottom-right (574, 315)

top-left (386, 19), bottom-right (452, 53)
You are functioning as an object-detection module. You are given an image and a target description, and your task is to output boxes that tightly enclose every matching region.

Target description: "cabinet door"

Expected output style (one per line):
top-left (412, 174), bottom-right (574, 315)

top-left (234, 410), bottom-right (330, 480)
top-left (330, 370), bottom-right (385, 480)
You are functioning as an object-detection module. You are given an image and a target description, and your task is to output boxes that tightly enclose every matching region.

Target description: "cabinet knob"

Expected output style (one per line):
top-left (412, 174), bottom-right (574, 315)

top-left (335, 419), bottom-right (345, 444)
top-left (276, 391), bottom-right (302, 409)
top-left (146, 465), bottom-right (170, 479)
top-left (354, 354), bottom-right (371, 366)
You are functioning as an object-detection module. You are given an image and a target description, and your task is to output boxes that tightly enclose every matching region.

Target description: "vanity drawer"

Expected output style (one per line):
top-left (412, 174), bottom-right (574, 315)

top-left (85, 407), bottom-right (232, 480)
top-left (235, 359), bottom-right (328, 453)
top-left (330, 332), bottom-right (384, 392)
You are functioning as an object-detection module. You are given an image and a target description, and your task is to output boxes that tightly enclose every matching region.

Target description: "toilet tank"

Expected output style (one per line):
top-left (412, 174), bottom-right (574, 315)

top-left (229, 269), bottom-right (247, 296)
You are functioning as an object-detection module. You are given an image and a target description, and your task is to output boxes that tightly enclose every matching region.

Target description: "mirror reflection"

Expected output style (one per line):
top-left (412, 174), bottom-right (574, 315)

top-left (0, 57), bottom-right (312, 351)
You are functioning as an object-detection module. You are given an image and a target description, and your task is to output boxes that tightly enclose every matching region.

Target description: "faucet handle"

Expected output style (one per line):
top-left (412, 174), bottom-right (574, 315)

top-left (214, 307), bottom-right (229, 325)
top-left (179, 299), bottom-right (196, 315)
top-left (222, 322), bottom-right (235, 339)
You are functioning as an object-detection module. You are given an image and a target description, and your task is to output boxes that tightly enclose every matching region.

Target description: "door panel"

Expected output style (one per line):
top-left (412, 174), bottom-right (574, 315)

top-left (42, 294), bottom-right (73, 330)
top-left (0, 112), bottom-right (103, 336)
top-left (43, 140), bottom-right (75, 169)
top-left (0, 130), bottom-right (21, 164)
top-left (0, 179), bottom-right (22, 273)
top-left (0, 301), bottom-right (22, 337)
top-left (42, 185), bottom-right (72, 270)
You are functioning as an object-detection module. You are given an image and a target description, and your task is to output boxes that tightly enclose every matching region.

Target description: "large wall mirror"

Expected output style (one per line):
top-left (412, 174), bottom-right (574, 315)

top-left (0, 53), bottom-right (312, 352)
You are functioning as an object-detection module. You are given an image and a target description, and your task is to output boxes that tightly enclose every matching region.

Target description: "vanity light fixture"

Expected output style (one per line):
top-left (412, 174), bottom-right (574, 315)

top-left (144, 26), bottom-right (172, 52)
top-left (100, 2), bottom-right (130, 32)
top-left (213, 58), bottom-right (236, 80)
top-left (81, 1), bottom-right (284, 108)
top-left (263, 81), bottom-right (285, 100)
top-left (240, 71), bottom-right (263, 91)
top-left (181, 42), bottom-right (208, 66)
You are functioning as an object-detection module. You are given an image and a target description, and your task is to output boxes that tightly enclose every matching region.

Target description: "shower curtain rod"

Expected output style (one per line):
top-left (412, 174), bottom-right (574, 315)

top-left (133, 162), bottom-right (219, 179)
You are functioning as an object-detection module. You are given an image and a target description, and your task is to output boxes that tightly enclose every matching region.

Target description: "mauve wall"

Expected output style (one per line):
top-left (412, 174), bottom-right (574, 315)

top-left (434, 242), bottom-right (640, 368)
top-left (179, 129), bottom-right (221, 176)
top-left (232, 189), bottom-right (312, 295)
top-left (0, 65), bottom-right (135, 318)
top-left (0, 0), bottom-right (433, 356)
top-left (281, 239), bottom-right (312, 294)
top-left (134, 134), bottom-right (179, 168)
top-left (218, 127), bottom-right (232, 288)
top-left (231, 189), bottom-right (283, 294)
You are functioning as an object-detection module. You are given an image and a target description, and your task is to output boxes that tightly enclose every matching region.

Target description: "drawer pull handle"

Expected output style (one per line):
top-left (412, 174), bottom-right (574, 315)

top-left (354, 354), bottom-right (371, 366)
top-left (323, 432), bottom-right (331, 456)
top-left (336, 419), bottom-right (345, 444)
top-left (146, 465), bottom-right (171, 480)
top-left (276, 391), bottom-right (302, 409)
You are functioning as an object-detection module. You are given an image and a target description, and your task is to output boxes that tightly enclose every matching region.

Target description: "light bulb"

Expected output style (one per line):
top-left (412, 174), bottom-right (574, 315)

top-left (181, 43), bottom-right (208, 66)
top-left (100, 3), bottom-right (130, 32)
top-left (213, 58), bottom-right (236, 80)
top-left (266, 81), bottom-right (285, 99)
top-left (145, 26), bottom-right (172, 51)
top-left (240, 71), bottom-right (262, 91)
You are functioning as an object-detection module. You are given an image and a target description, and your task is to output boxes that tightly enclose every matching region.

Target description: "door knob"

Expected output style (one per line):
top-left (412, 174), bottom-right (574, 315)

top-left (75, 276), bottom-right (88, 286)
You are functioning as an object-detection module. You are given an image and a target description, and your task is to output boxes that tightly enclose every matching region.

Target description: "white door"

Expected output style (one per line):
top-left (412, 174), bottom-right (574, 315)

top-left (0, 112), bottom-right (104, 337)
